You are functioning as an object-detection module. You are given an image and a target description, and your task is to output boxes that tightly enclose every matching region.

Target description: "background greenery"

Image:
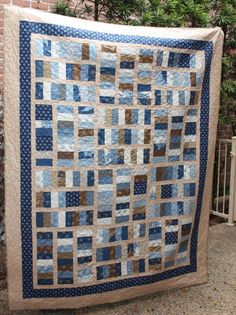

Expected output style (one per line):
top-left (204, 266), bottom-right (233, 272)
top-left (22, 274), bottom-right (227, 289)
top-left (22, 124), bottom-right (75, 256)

top-left (52, 0), bottom-right (236, 131)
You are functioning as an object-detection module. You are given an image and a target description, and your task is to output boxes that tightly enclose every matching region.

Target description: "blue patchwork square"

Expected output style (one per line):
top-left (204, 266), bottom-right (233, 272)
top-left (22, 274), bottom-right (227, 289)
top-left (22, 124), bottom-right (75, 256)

top-left (156, 50), bottom-right (163, 66)
top-left (36, 104), bottom-right (52, 121)
top-left (36, 128), bottom-right (53, 151)
top-left (81, 64), bottom-right (96, 81)
top-left (87, 170), bottom-right (94, 186)
top-left (35, 60), bottom-right (44, 77)
top-left (43, 39), bottom-right (51, 56)
top-left (66, 192), bottom-right (80, 207)
top-left (80, 86), bottom-right (96, 102)
top-left (120, 61), bottom-right (134, 69)
top-left (168, 52), bottom-right (180, 67)
top-left (42, 192), bottom-right (51, 208)
top-left (77, 236), bottom-right (92, 250)
top-left (35, 82), bottom-right (43, 99)
top-left (149, 254), bottom-right (162, 267)
top-left (179, 53), bottom-right (190, 68)
top-left (98, 169), bottom-right (113, 184)
top-left (78, 151), bottom-right (94, 166)
top-left (72, 85), bottom-right (80, 101)
top-left (77, 231), bottom-right (93, 264)
top-left (66, 63), bottom-right (74, 80)
top-left (165, 231), bottom-right (178, 245)
top-left (179, 240), bottom-right (189, 253)
top-left (183, 148), bottom-right (196, 161)
top-left (137, 223), bottom-right (146, 238)
top-left (100, 96), bottom-right (115, 104)
top-left (144, 110), bottom-right (151, 124)
top-left (134, 175), bottom-right (147, 195)
top-left (100, 67), bottom-right (116, 75)
top-left (37, 232), bottom-right (53, 260)
top-left (72, 171), bottom-right (80, 187)
top-left (166, 90), bottom-right (173, 105)
top-left (161, 184), bottom-right (178, 199)
top-left (184, 183), bottom-right (196, 197)
top-left (98, 129), bottom-right (105, 145)
top-left (51, 83), bottom-right (66, 100)
top-left (96, 265), bottom-right (109, 280)
top-left (154, 90), bottom-right (161, 105)
top-left (155, 71), bottom-right (167, 86)
top-left (185, 122), bottom-right (196, 135)
top-left (149, 221), bottom-right (162, 241)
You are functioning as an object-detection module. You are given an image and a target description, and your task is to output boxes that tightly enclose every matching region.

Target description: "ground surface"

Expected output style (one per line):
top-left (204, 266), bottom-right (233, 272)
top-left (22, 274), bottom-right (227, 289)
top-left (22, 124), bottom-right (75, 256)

top-left (1, 223), bottom-right (236, 315)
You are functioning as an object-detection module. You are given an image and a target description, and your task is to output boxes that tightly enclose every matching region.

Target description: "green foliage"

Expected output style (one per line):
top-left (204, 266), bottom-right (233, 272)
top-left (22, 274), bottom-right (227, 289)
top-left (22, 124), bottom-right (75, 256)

top-left (221, 80), bottom-right (236, 97)
top-left (94, 0), bottom-right (147, 23)
top-left (93, 0), bottom-right (211, 27)
top-left (137, 0), bottom-right (210, 27)
top-left (52, 0), bottom-right (93, 18)
top-left (52, 1), bottom-right (77, 17)
top-left (52, 0), bottom-right (236, 128)
top-left (207, 0), bottom-right (236, 128)
top-left (218, 113), bottom-right (230, 125)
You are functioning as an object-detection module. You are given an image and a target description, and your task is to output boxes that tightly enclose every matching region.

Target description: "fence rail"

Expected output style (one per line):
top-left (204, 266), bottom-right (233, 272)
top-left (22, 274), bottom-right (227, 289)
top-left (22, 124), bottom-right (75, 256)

top-left (210, 137), bottom-right (236, 225)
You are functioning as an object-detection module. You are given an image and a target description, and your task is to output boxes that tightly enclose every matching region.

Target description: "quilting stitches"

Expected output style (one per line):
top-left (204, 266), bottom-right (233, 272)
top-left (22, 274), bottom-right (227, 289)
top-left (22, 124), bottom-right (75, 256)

top-left (77, 230), bottom-right (93, 264)
top-left (97, 169), bottom-right (113, 224)
top-left (35, 104), bottom-right (53, 153)
top-left (36, 191), bottom-right (94, 208)
top-left (37, 232), bottom-right (53, 285)
top-left (98, 148), bottom-right (150, 165)
top-left (35, 61), bottom-right (96, 82)
top-left (164, 219), bottom-right (179, 268)
top-left (116, 168), bottom-right (131, 223)
top-left (98, 128), bottom-right (151, 146)
top-left (148, 221), bottom-right (162, 271)
top-left (57, 105), bottom-right (74, 166)
top-left (177, 218), bottom-right (192, 265)
top-left (35, 82), bottom-right (96, 102)
top-left (36, 210), bottom-right (93, 228)
top-left (29, 30), bottom-right (207, 291)
top-left (57, 231), bottom-right (74, 284)
top-left (35, 170), bottom-right (94, 188)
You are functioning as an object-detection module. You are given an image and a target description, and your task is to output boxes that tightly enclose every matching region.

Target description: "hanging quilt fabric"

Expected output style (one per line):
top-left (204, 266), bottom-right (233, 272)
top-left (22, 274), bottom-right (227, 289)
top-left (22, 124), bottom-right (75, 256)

top-left (4, 5), bottom-right (223, 310)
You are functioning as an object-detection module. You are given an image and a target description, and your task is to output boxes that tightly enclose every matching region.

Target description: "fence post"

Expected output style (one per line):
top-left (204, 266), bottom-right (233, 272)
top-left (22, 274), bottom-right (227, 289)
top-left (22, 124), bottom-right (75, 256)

top-left (228, 136), bottom-right (236, 226)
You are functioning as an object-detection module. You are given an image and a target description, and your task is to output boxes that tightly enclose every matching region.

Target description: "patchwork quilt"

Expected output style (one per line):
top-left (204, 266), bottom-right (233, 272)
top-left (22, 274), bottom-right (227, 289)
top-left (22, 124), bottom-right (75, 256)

top-left (4, 6), bottom-right (223, 310)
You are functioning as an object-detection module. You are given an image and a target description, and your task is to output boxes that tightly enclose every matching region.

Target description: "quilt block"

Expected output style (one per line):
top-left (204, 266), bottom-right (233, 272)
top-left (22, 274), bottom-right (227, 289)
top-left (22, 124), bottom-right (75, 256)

top-left (4, 6), bottom-right (223, 310)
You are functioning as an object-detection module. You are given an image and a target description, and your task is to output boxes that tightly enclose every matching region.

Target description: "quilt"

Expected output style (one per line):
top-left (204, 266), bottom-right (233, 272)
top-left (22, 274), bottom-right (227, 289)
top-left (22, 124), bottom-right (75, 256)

top-left (4, 6), bottom-right (223, 310)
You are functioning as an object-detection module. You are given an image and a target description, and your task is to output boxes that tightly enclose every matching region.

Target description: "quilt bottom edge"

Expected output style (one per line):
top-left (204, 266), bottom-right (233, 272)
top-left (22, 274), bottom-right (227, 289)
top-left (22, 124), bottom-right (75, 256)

top-left (8, 268), bottom-right (208, 311)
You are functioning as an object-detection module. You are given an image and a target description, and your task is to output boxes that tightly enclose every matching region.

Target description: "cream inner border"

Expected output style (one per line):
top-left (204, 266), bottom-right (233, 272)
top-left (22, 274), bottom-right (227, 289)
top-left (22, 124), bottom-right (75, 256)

top-left (30, 33), bottom-right (203, 288)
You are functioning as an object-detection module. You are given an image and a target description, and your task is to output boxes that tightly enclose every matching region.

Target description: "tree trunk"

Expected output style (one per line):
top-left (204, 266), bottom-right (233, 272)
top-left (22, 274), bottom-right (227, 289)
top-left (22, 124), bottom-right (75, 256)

top-left (94, 0), bottom-right (99, 21)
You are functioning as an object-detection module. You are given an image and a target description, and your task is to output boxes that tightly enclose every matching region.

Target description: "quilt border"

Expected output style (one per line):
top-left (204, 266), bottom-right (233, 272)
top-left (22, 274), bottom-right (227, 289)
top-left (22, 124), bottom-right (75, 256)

top-left (19, 20), bottom-right (213, 299)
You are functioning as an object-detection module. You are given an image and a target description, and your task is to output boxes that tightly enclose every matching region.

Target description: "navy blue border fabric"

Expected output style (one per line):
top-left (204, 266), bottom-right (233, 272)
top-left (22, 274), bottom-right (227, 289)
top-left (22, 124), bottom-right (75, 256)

top-left (19, 21), bottom-right (213, 298)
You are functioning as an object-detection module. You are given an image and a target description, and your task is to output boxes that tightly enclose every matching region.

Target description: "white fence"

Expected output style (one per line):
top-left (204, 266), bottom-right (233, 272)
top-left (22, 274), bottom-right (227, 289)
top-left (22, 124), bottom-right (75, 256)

top-left (210, 137), bottom-right (236, 225)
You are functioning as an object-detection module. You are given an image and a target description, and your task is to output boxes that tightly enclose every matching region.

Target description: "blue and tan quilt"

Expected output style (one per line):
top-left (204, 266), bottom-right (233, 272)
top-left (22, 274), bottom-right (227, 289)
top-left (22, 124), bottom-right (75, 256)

top-left (4, 6), bottom-right (223, 310)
